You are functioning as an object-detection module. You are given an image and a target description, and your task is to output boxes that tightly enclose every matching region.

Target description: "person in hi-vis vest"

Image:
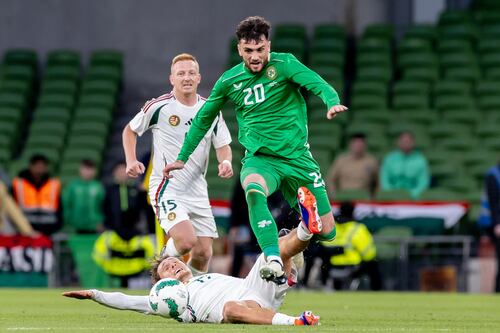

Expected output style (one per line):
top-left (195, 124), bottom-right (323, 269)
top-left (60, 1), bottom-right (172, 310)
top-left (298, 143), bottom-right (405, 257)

top-left (11, 154), bottom-right (62, 236)
top-left (320, 201), bottom-right (382, 290)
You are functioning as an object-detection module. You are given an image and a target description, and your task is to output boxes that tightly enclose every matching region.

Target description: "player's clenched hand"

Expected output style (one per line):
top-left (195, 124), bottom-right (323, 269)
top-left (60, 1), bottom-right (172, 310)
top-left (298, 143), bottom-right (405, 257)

top-left (163, 160), bottom-right (185, 179)
top-left (126, 160), bottom-right (145, 178)
top-left (62, 290), bottom-right (94, 299)
top-left (218, 160), bottom-right (233, 179)
top-left (326, 105), bottom-right (348, 120)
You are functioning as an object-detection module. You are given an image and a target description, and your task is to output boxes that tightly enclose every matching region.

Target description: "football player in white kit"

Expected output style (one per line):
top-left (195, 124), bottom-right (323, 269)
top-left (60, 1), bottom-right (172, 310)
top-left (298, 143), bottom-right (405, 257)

top-left (63, 223), bottom-right (320, 326)
top-left (122, 53), bottom-right (233, 275)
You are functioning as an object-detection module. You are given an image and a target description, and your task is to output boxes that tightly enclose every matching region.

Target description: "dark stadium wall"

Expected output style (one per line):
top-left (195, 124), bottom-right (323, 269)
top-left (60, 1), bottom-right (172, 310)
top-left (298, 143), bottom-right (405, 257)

top-left (0, 0), bottom-right (389, 96)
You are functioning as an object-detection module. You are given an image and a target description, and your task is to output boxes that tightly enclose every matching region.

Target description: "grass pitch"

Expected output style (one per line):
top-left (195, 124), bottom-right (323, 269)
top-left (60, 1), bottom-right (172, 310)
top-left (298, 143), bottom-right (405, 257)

top-left (0, 289), bottom-right (499, 332)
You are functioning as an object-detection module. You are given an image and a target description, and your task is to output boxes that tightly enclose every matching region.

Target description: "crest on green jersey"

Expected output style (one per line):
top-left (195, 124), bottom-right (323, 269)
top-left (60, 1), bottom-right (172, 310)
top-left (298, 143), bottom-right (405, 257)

top-left (266, 66), bottom-right (277, 80)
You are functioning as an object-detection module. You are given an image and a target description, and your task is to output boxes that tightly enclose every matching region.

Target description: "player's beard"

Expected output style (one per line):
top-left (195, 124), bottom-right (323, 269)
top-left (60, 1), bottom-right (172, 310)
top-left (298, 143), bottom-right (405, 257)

top-left (247, 58), bottom-right (268, 73)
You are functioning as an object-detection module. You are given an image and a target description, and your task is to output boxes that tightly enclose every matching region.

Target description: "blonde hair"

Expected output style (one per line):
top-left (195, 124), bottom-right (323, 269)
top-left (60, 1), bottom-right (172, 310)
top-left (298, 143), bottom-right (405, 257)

top-left (171, 53), bottom-right (199, 72)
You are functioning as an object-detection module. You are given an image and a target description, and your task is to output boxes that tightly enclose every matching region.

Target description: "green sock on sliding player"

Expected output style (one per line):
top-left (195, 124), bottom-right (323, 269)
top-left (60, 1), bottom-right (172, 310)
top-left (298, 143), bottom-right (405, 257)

top-left (244, 183), bottom-right (280, 259)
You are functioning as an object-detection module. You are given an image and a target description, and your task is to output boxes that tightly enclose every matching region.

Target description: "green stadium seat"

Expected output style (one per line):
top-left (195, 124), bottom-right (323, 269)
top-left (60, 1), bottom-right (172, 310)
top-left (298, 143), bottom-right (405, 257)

top-left (333, 188), bottom-right (371, 202)
top-left (310, 38), bottom-right (346, 55)
top-left (0, 79), bottom-right (32, 97)
top-left (272, 38), bottom-right (306, 62)
top-left (73, 107), bottom-right (112, 125)
top-left (62, 148), bottom-right (103, 166)
top-left (41, 80), bottom-right (78, 97)
top-left (67, 135), bottom-right (107, 151)
top-left (273, 24), bottom-right (307, 40)
top-left (29, 121), bottom-right (68, 138)
top-left (347, 123), bottom-right (386, 139)
top-left (0, 92), bottom-right (27, 110)
top-left (350, 95), bottom-right (387, 110)
top-left (404, 25), bottom-right (437, 42)
top-left (442, 110), bottom-right (480, 127)
top-left (439, 24), bottom-right (478, 40)
top-left (476, 122), bottom-right (500, 139)
top-left (3, 49), bottom-right (37, 70)
top-left (440, 53), bottom-right (478, 70)
top-left (431, 161), bottom-right (461, 183)
top-left (437, 39), bottom-right (473, 55)
top-left (356, 53), bottom-right (391, 69)
top-left (71, 121), bottom-right (108, 137)
top-left (44, 65), bottom-right (80, 81)
top-left (398, 52), bottom-right (438, 70)
top-left (437, 136), bottom-right (479, 152)
top-left (25, 134), bottom-right (66, 151)
top-left (0, 107), bottom-right (22, 125)
top-left (78, 94), bottom-right (115, 110)
top-left (397, 38), bottom-right (433, 55)
top-left (392, 95), bottom-right (429, 110)
top-left (438, 10), bottom-right (472, 26)
top-left (434, 95), bottom-right (476, 111)
top-left (32, 107), bottom-right (71, 124)
top-left (352, 109), bottom-right (392, 126)
top-left (0, 147), bottom-right (10, 164)
top-left (476, 81), bottom-right (500, 97)
top-left (357, 38), bottom-right (391, 56)
top-left (462, 150), bottom-right (497, 168)
top-left (47, 50), bottom-right (80, 68)
top-left (433, 81), bottom-right (471, 98)
top-left (90, 50), bottom-right (124, 70)
top-left (308, 134), bottom-right (341, 152)
top-left (482, 23), bottom-right (500, 37)
top-left (310, 52), bottom-right (344, 68)
top-left (419, 188), bottom-right (460, 201)
top-left (398, 109), bottom-right (438, 127)
top-left (403, 67), bottom-right (439, 82)
top-left (308, 122), bottom-right (342, 135)
top-left (478, 95), bottom-right (500, 112)
top-left (313, 24), bottom-right (346, 40)
top-left (393, 80), bottom-right (430, 96)
top-left (485, 67), bottom-right (500, 80)
top-left (85, 66), bottom-right (121, 83)
top-left (0, 65), bottom-right (34, 82)
top-left (475, 10), bottom-right (500, 26)
top-left (425, 149), bottom-right (462, 167)
top-left (351, 82), bottom-right (388, 99)
top-left (478, 37), bottom-right (500, 54)
top-left (0, 122), bottom-right (17, 138)
top-left (363, 24), bottom-right (394, 40)
top-left (482, 137), bottom-right (500, 150)
top-left (356, 67), bottom-right (392, 82)
top-left (468, 161), bottom-right (492, 182)
top-left (444, 66), bottom-right (482, 84)
top-left (374, 226), bottom-right (413, 260)
top-left (38, 93), bottom-right (75, 109)
top-left (21, 147), bottom-right (60, 165)
top-left (480, 52), bottom-right (500, 71)
top-left (375, 189), bottom-right (412, 201)
top-left (440, 176), bottom-right (479, 193)
top-left (387, 122), bottom-right (427, 139)
top-left (429, 123), bottom-right (470, 140)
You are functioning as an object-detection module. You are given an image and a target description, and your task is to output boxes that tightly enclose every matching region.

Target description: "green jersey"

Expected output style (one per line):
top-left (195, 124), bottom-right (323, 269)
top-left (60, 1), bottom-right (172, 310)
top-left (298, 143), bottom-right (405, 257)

top-left (178, 52), bottom-right (340, 161)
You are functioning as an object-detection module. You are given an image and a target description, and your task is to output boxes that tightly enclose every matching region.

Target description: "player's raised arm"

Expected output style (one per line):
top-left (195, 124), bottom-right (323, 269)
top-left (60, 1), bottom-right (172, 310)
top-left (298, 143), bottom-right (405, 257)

top-left (284, 53), bottom-right (347, 119)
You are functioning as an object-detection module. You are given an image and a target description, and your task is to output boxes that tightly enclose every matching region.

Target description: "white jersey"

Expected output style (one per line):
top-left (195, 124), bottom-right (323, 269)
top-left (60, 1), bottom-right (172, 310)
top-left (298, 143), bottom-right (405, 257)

top-left (129, 92), bottom-right (231, 202)
top-left (91, 255), bottom-right (288, 324)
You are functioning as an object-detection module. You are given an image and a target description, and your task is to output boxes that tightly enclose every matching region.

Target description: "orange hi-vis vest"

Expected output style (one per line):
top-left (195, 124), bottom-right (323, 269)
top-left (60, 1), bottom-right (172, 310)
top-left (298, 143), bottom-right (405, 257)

top-left (12, 178), bottom-right (61, 225)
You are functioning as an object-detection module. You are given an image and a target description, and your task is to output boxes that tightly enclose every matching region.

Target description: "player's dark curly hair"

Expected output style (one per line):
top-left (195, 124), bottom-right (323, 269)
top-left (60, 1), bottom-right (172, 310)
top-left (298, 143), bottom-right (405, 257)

top-left (236, 16), bottom-right (271, 42)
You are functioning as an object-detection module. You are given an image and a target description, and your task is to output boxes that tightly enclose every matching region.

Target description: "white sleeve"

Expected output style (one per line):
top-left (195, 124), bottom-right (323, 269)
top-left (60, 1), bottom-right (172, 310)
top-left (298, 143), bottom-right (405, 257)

top-left (129, 99), bottom-right (162, 137)
top-left (211, 112), bottom-right (232, 149)
top-left (91, 290), bottom-right (154, 315)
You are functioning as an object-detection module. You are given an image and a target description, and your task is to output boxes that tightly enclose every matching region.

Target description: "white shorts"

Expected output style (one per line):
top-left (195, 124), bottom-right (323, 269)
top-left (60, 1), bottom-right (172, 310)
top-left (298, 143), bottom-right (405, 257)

top-left (151, 196), bottom-right (218, 238)
top-left (239, 254), bottom-right (289, 311)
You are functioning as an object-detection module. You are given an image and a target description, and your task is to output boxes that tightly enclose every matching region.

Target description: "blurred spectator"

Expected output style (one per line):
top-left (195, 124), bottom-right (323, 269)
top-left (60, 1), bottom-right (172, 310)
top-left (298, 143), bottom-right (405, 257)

top-left (326, 133), bottom-right (378, 198)
top-left (93, 161), bottom-right (154, 287)
top-left (482, 162), bottom-right (500, 292)
top-left (0, 179), bottom-right (36, 235)
top-left (380, 131), bottom-right (429, 199)
top-left (11, 154), bottom-right (62, 235)
top-left (62, 159), bottom-right (105, 234)
top-left (320, 202), bottom-right (381, 290)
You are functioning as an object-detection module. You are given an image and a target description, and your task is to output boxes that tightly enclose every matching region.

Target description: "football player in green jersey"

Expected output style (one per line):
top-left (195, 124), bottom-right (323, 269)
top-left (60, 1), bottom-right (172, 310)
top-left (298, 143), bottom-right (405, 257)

top-left (164, 16), bottom-right (348, 284)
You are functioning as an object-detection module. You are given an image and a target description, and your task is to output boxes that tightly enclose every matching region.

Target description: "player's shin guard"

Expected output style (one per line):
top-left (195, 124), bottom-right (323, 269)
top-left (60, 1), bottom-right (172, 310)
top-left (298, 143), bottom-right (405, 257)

top-left (244, 183), bottom-right (280, 258)
top-left (315, 225), bottom-right (337, 242)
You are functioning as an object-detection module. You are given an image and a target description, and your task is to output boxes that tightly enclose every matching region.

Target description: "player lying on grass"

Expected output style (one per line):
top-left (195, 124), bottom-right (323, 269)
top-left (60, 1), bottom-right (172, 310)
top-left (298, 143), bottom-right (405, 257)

top-left (63, 190), bottom-right (320, 326)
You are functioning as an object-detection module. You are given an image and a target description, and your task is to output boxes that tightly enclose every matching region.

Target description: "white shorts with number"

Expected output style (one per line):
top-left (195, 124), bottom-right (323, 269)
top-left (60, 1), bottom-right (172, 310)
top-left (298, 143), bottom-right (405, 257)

top-left (152, 196), bottom-right (218, 238)
top-left (239, 254), bottom-right (290, 311)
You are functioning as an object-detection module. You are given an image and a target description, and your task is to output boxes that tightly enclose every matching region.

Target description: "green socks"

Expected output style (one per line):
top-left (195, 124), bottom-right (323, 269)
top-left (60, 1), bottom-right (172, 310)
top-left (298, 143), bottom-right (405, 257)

top-left (244, 183), bottom-right (280, 258)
